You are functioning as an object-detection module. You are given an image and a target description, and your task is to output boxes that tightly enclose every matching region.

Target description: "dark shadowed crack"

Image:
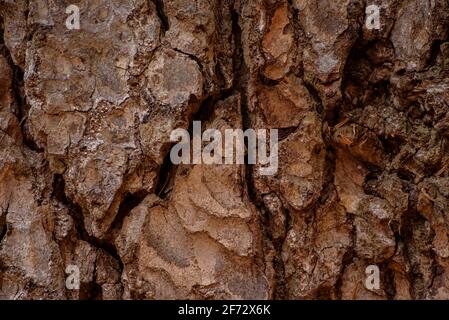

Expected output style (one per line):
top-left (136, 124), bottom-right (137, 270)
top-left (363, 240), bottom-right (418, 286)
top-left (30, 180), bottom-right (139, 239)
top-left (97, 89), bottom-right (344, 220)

top-left (51, 174), bottom-right (124, 282)
top-left (155, 85), bottom-right (237, 200)
top-left (109, 190), bottom-right (149, 234)
top-left (155, 144), bottom-right (178, 200)
top-left (0, 22), bottom-right (42, 152)
top-left (400, 196), bottom-right (438, 300)
top-left (151, 0), bottom-right (169, 34)
top-left (0, 202), bottom-right (8, 243)
top-left (231, 5), bottom-right (288, 300)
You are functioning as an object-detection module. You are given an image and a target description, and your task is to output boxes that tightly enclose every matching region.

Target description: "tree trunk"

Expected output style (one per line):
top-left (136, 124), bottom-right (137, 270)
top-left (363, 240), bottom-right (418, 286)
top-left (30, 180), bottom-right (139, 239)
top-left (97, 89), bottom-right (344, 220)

top-left (0, 0), bottom-right (448, 300)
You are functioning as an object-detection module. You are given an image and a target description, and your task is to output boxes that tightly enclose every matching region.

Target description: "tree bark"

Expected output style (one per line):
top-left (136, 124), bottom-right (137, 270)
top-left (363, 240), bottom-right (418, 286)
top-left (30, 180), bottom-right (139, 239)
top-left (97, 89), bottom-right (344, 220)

top-left (0, 0), bottom-right (449, 300)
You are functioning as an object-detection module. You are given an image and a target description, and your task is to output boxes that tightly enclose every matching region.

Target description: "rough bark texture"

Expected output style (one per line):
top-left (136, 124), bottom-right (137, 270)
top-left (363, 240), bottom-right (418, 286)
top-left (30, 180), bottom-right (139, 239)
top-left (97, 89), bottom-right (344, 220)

top-left (1, 0), bottom-right (449, 300)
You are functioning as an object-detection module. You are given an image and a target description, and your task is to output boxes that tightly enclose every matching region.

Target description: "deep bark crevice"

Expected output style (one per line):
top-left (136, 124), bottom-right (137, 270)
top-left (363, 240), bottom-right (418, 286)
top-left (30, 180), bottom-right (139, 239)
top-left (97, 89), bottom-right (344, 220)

top-left (0, 202), bottom-right (8, 243)
top-left (231, 5), bottom-right (289, 300)
top-left (400, 199), bottom-right (431, 300)
top-left (155, 151), bottom-right (177, 200)
top-left (0, 20), bottom-right (42, 152)
top-left (151, 0), bottom-right (169, 35)
top-left (52, 174), bottom-right (124, 278)
top-left (110, 190), bottom-right (149, 234)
